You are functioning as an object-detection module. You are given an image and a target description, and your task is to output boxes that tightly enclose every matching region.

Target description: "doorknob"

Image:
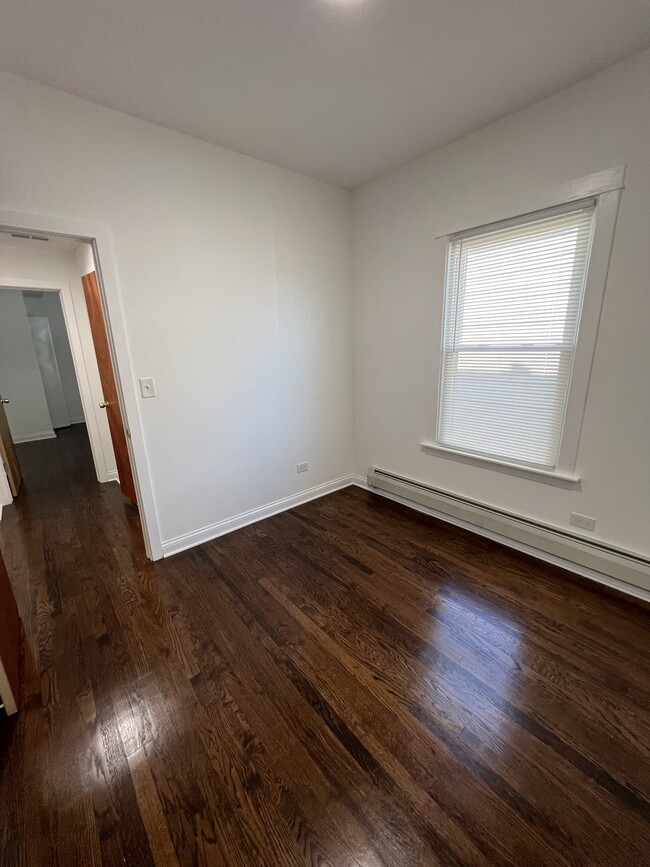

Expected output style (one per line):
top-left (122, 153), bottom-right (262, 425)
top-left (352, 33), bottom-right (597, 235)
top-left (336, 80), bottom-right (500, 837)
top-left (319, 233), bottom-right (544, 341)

top-left (0, 398), bottom-right (9, 404)
top-left (99, 402), bottom-right (110, 409)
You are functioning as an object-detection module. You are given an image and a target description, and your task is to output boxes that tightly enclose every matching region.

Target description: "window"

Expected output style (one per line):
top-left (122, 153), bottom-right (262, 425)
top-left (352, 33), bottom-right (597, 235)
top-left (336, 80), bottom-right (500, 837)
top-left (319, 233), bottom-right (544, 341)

top-left (437, 202), bottom-right (596, 471)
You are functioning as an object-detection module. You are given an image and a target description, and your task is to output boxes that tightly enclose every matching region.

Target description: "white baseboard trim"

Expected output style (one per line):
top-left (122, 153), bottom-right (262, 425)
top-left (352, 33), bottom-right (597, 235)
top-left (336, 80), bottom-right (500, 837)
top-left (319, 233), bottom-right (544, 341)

top-left (69, 416), bottom-right (86, 425)
top-left (162, 475), bottom-right (357, 558)
top-left (357, 468), bottom-right (650, 603)
top-left (105, 471), bottom-right (119, 482)
top-left (12, 430), bottom-right (56, 444)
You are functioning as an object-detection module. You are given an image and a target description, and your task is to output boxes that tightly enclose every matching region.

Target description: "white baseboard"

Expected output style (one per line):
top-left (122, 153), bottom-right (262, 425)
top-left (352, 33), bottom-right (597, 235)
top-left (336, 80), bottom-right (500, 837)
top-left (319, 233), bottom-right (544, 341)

top-left (162, 475), bottom-right (357, 558)
top-left (158, 466), bottom-right (649, 603)
top-left (69, 416), bottom-right (86, 425)
top-left (105, 471), bottom-right (119, 482)
top-left (357, 469), bottom-right (650, 603)
top-left (12, 430), bottom-right (56, 444)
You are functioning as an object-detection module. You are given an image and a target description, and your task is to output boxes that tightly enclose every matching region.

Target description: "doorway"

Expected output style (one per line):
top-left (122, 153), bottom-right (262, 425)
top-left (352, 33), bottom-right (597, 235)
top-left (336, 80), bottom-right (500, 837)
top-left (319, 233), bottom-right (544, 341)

top-left (0, 233), bottom-right (136, 500)
top-left (0, 278), bottom-right (96, 494)
top-left (0, 213), bottom-right (161, 560)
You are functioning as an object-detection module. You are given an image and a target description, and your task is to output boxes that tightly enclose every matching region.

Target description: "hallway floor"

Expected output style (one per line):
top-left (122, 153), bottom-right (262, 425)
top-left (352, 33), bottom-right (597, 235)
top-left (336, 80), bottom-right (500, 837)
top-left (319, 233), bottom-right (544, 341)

top-left (0, 426), bottom-right (649, 866)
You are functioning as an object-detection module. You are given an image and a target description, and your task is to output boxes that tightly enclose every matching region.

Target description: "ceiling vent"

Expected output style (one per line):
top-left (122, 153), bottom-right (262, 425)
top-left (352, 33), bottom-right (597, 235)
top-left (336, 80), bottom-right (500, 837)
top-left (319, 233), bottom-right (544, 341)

top-left (10, 233), bottom-right (50, 242)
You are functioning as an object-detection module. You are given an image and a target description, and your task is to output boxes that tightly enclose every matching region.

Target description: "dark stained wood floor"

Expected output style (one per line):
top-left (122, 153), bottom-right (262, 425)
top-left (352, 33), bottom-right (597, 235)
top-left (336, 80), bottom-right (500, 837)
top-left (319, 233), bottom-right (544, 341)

top-left (0, 426), bottom-right (649, 866)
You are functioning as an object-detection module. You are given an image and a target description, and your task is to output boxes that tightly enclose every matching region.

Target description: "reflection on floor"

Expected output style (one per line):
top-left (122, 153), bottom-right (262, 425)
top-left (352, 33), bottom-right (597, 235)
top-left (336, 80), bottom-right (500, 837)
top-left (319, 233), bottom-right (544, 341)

top-left (0, 425), bottom-right (649, 866)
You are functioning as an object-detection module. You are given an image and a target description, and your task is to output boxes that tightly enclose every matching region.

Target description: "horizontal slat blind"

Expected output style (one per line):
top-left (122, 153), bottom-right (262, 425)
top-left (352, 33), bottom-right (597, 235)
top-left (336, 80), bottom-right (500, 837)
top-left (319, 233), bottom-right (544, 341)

top-left (438, 204), bottom-right (596, 468)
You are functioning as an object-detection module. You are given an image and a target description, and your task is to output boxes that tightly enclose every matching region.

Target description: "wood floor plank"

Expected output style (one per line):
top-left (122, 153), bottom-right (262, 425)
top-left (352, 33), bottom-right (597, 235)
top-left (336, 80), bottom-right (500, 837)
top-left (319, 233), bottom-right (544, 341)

top-left (56, 793), bottom-right (102, 867)
top-left (283, 507), bottom-right (650, 737)
top-left (170, 554), bottom-right (400, 867)
top-left (264, 509), bottom-right (650, 796)
top-left (0, 426), bottom-right (649, 866)
top-left (192, 544), bottom-right (503, 867)
top-left (127, 749), bottom-right (180, 867)
top-left (206, 532), bottom-right (578, 866)
top-left (285, 500), bottom-right (650, 708)
top-left (332, 488), bottom-right (650, 662)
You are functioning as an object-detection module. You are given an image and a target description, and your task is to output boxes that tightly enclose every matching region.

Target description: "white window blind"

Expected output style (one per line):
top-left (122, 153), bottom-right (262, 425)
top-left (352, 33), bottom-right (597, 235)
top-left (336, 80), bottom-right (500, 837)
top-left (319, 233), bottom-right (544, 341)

top-left (438, 203), bottom-right (596, 469)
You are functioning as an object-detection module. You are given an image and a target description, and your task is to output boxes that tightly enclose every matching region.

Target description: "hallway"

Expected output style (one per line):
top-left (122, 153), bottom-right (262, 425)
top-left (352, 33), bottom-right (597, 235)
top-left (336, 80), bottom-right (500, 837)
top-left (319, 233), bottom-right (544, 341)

top-left (0, 428), bottom-right (649, 866)
top-left (0, 426), bottom-right (145, 862)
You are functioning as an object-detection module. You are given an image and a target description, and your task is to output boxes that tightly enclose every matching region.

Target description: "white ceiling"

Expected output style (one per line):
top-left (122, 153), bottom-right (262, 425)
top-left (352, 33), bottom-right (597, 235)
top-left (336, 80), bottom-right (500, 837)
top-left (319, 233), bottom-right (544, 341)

top-left (2, 1), bottom-right (650, 189)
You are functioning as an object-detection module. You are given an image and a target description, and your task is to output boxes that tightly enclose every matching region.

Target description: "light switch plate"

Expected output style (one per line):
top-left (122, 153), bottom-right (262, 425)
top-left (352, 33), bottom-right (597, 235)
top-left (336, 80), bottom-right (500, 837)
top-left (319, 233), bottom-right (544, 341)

top-left (139, 377), bottom-right (156, 398)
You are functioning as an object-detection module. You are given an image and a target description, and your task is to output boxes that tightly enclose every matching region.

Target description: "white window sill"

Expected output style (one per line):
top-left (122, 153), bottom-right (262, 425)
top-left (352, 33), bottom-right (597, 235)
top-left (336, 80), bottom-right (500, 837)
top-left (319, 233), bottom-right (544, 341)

top-left (420, 441), bottom-right (581, 488)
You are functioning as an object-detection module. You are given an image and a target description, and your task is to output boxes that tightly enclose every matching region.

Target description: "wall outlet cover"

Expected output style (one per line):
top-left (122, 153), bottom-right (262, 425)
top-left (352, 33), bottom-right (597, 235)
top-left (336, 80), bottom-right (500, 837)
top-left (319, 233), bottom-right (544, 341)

top-left (297, 462), bottom-right (309, 473)
top-left (570, 512), bottom-right (596, 532)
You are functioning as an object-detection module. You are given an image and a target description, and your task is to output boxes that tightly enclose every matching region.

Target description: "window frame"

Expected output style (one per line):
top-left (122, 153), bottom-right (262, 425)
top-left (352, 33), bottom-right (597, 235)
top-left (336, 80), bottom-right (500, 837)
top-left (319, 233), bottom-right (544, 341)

top-left (422, 167), bottom-right (625, 486)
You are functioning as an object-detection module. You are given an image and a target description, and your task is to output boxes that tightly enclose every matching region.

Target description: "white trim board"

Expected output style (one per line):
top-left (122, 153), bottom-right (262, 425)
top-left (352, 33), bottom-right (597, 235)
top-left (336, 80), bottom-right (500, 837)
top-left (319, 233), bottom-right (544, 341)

top-left (0, 466), bottom-right (11, 508)
top-left (0, 658), bottom-right (18, 716)
top-left (420, 441), bottom-right (580, 487)
top-left (435, 166), bottom-right (625, 239)
top-left (360, 468), bottom-right (650, 602)
top-left (162, 475), bottom-right (357, 557)
top-left (12, 430), bottom-right (57, 444)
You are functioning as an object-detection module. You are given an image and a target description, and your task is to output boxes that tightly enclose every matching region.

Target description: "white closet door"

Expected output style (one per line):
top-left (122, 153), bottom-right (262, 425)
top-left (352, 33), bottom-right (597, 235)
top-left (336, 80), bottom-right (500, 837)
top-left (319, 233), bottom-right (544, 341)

top-left (28, 316), bottom-right (70, 430)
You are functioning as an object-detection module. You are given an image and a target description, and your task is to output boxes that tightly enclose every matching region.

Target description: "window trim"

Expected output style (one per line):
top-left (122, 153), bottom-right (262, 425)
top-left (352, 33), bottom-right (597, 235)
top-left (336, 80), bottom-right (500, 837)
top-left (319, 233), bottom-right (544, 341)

top-left (423, 167), bottom-right (625, 482)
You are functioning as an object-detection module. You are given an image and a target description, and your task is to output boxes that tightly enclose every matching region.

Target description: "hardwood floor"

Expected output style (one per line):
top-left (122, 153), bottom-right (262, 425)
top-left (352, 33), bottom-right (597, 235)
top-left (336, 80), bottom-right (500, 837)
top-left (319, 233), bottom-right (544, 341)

top-left (0, 425), bottom-right (649, 866)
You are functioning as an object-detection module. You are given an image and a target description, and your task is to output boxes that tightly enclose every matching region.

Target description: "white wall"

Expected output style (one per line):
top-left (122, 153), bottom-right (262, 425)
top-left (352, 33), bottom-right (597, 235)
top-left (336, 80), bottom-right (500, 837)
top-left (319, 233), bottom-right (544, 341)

top-left (75, 243), bottom-right (95, 280)
top-left (352, 48), bottom-right (650, 558)
top-left (0, 288), bottom-right (55, 442)
top-left (0, 72), bottom-right (353, 547)
top-left (0, 243), bottom-right (118, 482)
top-left (23, 291), bottom-right (85, 423)
top-left (28, 312), bottom-right (71, 429)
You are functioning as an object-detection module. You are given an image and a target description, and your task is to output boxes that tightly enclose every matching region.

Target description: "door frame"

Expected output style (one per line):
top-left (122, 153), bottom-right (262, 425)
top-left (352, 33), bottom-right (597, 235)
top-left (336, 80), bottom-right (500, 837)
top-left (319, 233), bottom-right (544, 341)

top-left (0, 209), bottom-right (163, 561)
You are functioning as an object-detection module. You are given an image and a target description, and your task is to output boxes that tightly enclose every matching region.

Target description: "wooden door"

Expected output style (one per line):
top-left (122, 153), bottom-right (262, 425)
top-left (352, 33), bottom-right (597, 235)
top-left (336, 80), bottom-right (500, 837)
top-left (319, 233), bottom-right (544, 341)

top-left (0, 545), bottom-right (20, 715)
top-left (0, 398), bottom-right (22, 497)
top-left (81, 271), bottom-right (137, 504)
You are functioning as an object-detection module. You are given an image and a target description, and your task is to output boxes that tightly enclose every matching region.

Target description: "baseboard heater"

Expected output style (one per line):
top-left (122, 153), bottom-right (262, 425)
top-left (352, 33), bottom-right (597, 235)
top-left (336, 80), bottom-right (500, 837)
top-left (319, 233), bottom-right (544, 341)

top-left (367, 467), bottom-right (650, 594)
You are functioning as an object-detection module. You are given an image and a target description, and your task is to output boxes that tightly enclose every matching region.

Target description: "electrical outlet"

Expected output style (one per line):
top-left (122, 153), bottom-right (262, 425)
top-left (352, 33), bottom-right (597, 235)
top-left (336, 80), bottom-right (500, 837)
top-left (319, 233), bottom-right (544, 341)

top-left (570, 512), bottom-right (596, 532)
top-left (297, 462), bottom-right (309, 474)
